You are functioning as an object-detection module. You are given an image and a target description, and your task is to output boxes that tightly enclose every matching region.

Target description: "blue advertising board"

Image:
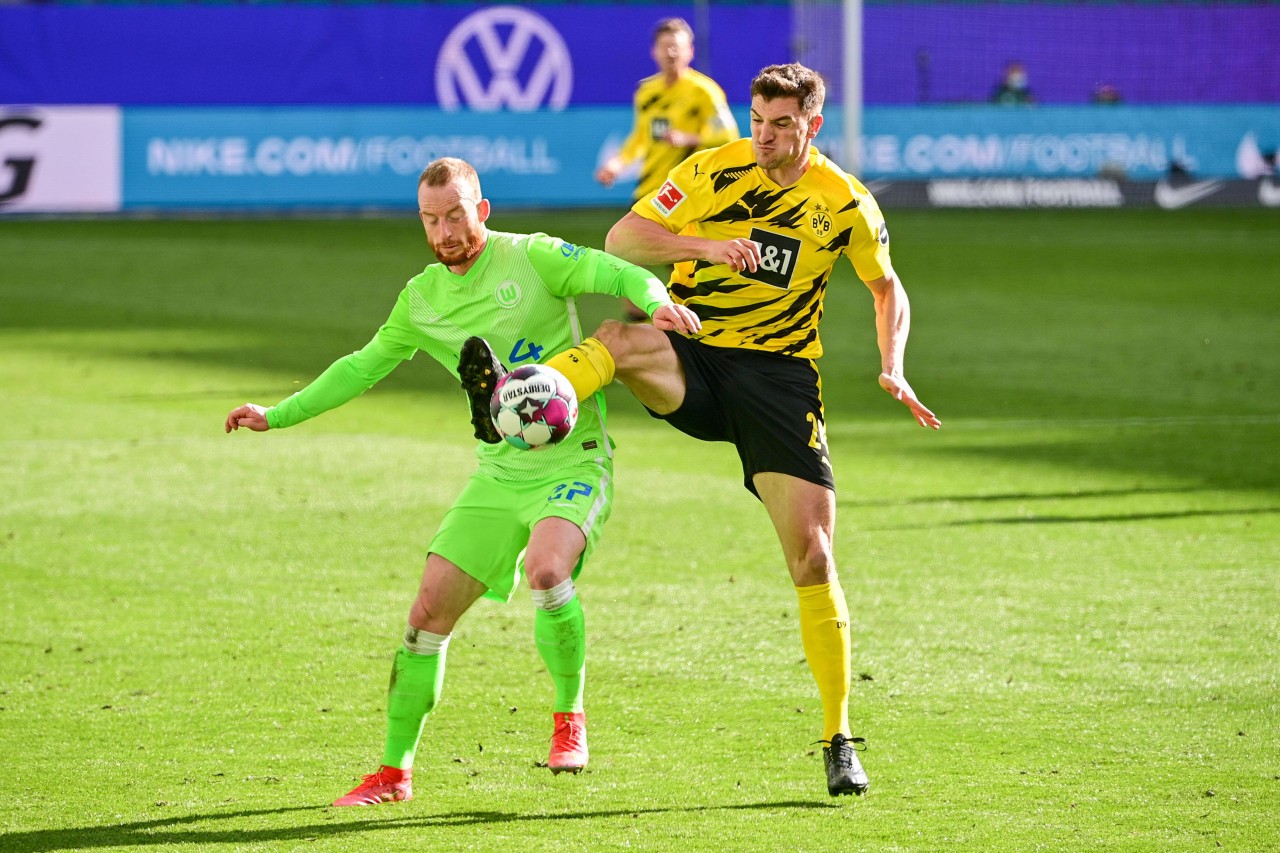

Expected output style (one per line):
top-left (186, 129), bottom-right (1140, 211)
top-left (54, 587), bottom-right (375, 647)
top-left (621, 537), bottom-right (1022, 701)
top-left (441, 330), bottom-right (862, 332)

top-left (0, 4), bottom-right (786, 107)
top-left (120, 104), bottom-right (1279, 210)
top-left (124, 106), bottom-right (646, 209)
top-left (6, 1), bottom-right (1276, 212)
top-left (849, 106), bottom-right (1280, 181)
top-left (4, 3), bottom-right (1277, 108)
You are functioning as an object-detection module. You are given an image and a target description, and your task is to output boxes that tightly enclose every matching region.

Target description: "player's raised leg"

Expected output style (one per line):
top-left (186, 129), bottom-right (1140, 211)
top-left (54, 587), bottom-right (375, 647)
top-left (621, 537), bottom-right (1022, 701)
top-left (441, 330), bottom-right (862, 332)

top-left (545, 320), bottom-right (687, 416)
top-left (754, 472), bottom-right (869, 796)
top-left (458, 336), bottom-right (506, 444)
top-left (541, 335), bottom-right (616, 405)
top-left (334, 555), bottom-right (486, 806)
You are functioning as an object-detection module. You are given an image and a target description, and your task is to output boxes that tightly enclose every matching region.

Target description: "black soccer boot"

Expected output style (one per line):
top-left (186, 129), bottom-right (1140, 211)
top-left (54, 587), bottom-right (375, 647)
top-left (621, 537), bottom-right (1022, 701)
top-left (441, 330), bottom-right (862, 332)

top-left (822, 733), bottom-right (870, 796)
top-left (458, 336), bottom-right (506, 444)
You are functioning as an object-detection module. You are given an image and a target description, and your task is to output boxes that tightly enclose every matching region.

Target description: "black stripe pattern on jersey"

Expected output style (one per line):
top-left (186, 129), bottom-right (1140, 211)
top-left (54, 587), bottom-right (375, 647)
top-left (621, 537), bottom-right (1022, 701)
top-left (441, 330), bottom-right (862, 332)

top-left (705, 187), bottom-right (792, 224)
top-left (820, 227), bottom-right (852, 255)
top-left (766, 200), bottom-right (807, 230)
top-left (711, 163), bottom-right (757, 193)
top-left (669, 155), bottom-right (872, 356)
top-left (745, 271), bottom-right (827, 354)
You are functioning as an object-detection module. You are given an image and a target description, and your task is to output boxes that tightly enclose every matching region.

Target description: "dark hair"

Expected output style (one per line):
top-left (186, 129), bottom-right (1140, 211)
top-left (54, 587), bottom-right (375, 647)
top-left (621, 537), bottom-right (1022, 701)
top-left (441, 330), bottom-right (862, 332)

top-left (653, 17), bottom-right (694, 44)
top-left (750, 63), bottom-right (826, 115)
top-left (418, 157), bottom-right (481, 197)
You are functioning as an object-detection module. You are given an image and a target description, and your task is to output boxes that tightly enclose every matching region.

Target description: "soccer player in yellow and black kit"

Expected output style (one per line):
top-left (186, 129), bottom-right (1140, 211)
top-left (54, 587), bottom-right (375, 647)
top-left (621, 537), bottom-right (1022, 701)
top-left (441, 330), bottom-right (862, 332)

top-left (595, 17), bottom-right (738, 199)
top-left (596, 16), bottom-right (738, 321)
top-left (465, 63), bottom-right (941, 797)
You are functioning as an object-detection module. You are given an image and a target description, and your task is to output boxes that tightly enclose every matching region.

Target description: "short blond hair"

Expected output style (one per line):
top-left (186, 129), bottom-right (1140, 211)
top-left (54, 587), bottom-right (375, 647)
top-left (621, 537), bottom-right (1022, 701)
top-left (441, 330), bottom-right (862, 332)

top-left (418, 157), bottom-right (482, 197)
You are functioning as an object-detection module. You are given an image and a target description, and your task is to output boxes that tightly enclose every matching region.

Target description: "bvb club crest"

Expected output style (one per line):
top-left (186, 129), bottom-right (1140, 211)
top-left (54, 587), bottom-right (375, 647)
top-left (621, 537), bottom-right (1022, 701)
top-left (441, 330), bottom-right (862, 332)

top-left (810, 204), bottom-right (832, 238)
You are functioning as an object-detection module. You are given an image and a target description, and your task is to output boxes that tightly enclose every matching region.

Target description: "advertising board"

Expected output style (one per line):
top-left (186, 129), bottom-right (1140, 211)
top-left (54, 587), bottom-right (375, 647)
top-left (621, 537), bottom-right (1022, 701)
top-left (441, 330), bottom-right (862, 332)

top-left (0, 107), bottom-right (120, 212)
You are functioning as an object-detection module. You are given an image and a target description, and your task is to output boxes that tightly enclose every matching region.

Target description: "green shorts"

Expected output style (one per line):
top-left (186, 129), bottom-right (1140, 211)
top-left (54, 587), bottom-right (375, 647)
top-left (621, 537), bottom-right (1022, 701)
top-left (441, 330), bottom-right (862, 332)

top-left (428, 458), bottom-right (614, 602)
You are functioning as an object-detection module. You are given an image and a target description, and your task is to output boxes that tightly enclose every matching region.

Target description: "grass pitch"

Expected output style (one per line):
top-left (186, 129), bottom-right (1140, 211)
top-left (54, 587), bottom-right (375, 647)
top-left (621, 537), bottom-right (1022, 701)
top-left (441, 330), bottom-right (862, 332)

top-left (1, 208), bottom-right (1277, 851)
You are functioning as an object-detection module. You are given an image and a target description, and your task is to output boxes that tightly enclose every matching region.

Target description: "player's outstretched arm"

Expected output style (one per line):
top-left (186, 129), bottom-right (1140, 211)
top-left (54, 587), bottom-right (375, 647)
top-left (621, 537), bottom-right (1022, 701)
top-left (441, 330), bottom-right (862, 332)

top-left (606, 212), bottom-right (760, 272)
top-left (225, 404), bottom-right (269, 433)
top-left (864, 271), bottom-right (941, 430)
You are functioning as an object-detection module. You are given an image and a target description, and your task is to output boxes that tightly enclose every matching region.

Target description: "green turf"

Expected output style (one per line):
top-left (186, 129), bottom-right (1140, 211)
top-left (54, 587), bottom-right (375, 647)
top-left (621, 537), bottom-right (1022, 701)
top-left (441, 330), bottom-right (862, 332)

top-left (1, 209), bottom-right (1277, 851)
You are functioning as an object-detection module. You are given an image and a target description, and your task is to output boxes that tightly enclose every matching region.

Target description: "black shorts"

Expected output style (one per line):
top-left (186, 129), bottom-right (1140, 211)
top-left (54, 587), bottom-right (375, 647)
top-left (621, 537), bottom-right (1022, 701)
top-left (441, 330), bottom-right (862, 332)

top-left (647, 331), bottom-right (834, 497)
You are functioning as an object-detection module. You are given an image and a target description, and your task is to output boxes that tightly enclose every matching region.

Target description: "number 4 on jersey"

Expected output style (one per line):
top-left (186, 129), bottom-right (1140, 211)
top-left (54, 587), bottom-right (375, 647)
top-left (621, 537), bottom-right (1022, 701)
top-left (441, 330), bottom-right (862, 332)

top-left (508, 338), bottom-right (544, 365)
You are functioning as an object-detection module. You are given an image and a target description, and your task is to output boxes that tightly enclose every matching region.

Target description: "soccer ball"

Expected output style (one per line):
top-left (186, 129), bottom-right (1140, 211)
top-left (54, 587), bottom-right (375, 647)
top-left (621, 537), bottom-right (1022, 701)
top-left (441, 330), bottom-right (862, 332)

top-left (490, 364), bottom-right (578, 450)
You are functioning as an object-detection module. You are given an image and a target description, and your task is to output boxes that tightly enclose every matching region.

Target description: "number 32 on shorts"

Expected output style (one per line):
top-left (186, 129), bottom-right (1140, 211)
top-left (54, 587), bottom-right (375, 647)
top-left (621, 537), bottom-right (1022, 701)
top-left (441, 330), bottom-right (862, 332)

top-left (550, 481), bottom-right (593, 502)
top-left (742, 227), bottom-right (802, 289)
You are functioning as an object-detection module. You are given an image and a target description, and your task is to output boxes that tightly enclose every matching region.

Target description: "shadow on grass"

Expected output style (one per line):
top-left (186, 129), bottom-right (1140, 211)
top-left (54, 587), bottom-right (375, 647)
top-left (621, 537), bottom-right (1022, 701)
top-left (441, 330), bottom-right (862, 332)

top-left (919, 428), bottom-right (1279, 494)
top-left (0, 800), bottom-right (840, 851)
top-left (872, 505), bottom-right (1280, 530)
top-left (839, 485), bottom-right (1209, 508)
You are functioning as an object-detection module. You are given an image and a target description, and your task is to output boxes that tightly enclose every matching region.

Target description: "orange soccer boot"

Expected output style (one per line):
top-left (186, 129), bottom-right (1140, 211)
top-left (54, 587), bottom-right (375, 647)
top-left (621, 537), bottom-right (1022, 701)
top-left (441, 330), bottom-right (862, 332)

top-left (332, 765), bottom-right (412, 807)
top-left (547, 711), bottom-right (588, 775)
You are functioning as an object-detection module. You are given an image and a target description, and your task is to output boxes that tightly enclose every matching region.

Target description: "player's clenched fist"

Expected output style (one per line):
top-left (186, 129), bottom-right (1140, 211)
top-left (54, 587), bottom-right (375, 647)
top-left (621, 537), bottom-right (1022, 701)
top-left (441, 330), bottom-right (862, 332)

top-left (225, 403), bottom-right (269, 433)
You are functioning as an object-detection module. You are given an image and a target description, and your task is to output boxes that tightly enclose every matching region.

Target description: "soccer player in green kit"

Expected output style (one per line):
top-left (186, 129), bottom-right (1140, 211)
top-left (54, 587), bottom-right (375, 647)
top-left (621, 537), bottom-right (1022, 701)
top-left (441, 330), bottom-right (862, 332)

top-left (224, 157), bottom-right (701, 807)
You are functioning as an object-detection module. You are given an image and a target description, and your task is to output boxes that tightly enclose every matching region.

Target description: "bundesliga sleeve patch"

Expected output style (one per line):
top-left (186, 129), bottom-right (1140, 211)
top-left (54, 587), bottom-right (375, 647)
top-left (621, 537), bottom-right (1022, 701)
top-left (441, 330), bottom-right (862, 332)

top-left (650, 180), bottom-right (687, 217)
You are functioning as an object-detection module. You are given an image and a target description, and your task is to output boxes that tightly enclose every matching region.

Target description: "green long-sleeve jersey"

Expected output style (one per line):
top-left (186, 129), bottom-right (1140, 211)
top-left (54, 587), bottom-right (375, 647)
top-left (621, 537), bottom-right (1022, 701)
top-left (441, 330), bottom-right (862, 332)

top-left (265, 230), bottom-right (671, 481)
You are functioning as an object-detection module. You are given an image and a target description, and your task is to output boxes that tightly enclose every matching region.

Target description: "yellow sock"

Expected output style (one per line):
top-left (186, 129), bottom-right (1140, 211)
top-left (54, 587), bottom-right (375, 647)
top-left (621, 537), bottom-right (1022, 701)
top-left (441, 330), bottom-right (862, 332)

top-left (546, 337), bottom-right (616, 402)
top-left (796, 581), bottom-right (852, 741)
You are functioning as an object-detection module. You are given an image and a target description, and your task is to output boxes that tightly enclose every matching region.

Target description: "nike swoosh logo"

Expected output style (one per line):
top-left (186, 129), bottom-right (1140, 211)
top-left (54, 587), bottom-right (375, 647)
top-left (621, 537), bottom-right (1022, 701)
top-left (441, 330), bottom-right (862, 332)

top-left (1154, 179), bottom-right (1223, 210)
top-left (1259, 178), bottom-right (1280, 208)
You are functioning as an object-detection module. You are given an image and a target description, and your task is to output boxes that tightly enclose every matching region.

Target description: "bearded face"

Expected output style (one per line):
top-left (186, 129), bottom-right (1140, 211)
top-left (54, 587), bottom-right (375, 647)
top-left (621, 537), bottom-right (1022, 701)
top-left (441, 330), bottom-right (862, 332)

top-left (418, 180), bottom-right (489, 271)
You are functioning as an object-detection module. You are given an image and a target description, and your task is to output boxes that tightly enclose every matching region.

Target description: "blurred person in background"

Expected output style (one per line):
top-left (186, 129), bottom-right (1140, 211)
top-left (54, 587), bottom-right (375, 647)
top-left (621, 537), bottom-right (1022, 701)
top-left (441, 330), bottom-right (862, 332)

top-left (1092, 83), bottom-right (1123, 105)
top-left (991, 60), bottom-right (1034, 105)
top-left (596, 17), bottom-right (739, 320)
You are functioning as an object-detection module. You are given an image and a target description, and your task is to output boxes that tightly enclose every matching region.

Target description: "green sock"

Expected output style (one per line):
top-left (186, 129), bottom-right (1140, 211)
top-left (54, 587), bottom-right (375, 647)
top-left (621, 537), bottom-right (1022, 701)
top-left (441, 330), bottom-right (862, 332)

top-left (534, 595), bottom-right (586, 714)
top-left (381, 645), bottom-right (447, 770)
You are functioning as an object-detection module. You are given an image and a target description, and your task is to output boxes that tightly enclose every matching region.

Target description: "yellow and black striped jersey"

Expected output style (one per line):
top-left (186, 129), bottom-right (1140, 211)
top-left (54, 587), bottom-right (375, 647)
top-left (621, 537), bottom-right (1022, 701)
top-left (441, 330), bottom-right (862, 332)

top-left (633, 138), bottom-right (892, 359)
top-left (615, 69), bottom-right (738, 198)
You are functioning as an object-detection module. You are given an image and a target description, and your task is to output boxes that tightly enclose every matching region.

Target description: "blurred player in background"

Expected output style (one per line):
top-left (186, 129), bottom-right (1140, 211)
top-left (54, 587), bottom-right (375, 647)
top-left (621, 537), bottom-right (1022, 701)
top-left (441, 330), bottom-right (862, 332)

top-left (470, 63), bottom-right (939, 798)
top-left (595, 16), bottom-right (739, 321)
top-left (225, 157), bottom-right (699, 807)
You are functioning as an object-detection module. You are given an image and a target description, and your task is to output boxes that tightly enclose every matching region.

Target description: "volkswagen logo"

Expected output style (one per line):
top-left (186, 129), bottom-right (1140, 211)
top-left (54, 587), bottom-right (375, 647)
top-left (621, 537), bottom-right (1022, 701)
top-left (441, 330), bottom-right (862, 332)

top-left (436, 7), bottom-right (573, 112)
